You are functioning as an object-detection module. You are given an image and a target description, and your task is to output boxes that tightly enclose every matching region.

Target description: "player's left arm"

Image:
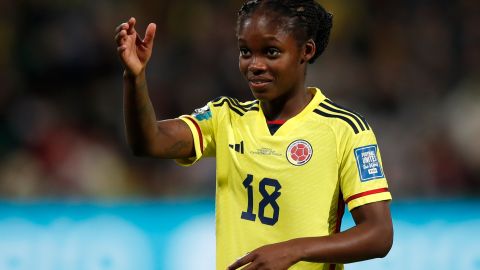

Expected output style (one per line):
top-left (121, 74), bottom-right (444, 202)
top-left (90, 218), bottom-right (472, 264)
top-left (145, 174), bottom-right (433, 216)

top-left (227, 200), bottom-right (392, 270)
top-left (293, 200), bottom-right (393, 263)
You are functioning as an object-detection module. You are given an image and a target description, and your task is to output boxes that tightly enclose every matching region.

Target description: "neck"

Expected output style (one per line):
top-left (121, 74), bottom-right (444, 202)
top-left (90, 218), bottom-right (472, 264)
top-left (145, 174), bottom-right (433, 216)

top-left (261, 87), bottom-right (314, 121)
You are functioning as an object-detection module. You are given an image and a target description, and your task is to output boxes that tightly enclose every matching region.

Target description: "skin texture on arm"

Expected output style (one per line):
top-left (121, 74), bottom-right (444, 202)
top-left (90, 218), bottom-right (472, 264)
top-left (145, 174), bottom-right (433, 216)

top-left (115, 18), bottom-right (195, 159)
top-left (228, 201), bottom-right (393, 270)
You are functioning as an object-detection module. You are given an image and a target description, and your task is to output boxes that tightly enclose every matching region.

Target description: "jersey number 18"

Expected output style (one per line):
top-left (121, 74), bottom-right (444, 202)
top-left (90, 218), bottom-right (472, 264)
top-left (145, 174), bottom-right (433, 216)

top-left (241, 174), bottom-right (282, 226)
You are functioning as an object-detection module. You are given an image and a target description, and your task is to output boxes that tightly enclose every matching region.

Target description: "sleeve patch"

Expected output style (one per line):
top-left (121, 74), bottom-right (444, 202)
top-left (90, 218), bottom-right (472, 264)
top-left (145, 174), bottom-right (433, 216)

top-left (354, 145), bottom-right (384, 181)
top-left (192, 105), bottom-right (212, 121)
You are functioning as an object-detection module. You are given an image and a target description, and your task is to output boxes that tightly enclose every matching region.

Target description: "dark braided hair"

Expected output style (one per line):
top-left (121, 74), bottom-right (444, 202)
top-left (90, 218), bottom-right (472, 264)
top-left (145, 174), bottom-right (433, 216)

top-left (237, 0), bottom-right (333, 64)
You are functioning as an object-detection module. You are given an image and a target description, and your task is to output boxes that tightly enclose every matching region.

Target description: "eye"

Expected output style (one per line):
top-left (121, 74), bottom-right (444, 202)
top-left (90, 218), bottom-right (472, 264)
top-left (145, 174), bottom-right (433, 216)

top-left (266, 47), bottom-right (280, 57)
top-left (239, 48), bottom-right (251, 57)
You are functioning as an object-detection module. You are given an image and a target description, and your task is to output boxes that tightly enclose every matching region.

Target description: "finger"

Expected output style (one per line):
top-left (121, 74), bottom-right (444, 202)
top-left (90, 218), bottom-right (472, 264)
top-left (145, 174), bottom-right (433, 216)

top-left (242, 262), bottom-right (259, 270)
top-left (117, 45), bottom-right (127, 53)
top-left (143, 23), bottom-right (156, 46)
top-left (127, 17), bottom-right (136, 35)
top-left (115, 30), bottom-right (127, 45)
top-left (115, 22), bottom-right (128, 34)
top-left (227, 253), bottom-right (254, 270)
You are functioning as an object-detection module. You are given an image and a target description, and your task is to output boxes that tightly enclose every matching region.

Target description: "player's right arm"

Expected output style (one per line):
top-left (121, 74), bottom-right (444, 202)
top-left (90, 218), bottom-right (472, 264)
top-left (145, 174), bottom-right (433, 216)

top-left (115, 17), bottom-right (194, 159)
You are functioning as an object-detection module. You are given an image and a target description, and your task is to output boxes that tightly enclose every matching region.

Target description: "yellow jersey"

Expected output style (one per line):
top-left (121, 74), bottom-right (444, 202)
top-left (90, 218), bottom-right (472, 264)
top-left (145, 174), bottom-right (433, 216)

top-left (177, 87), bottom-right (391, 270)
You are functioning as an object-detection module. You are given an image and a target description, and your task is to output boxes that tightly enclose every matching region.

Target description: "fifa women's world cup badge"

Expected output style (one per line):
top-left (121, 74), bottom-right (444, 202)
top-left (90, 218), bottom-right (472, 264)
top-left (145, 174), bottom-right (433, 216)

top-left (286, 140), bottom-right (313, 166)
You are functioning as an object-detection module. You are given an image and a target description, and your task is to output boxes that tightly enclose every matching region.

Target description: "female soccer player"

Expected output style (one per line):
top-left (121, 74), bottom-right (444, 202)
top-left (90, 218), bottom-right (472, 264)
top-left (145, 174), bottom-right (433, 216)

top-left (115, 1), bottom-right (393, 269)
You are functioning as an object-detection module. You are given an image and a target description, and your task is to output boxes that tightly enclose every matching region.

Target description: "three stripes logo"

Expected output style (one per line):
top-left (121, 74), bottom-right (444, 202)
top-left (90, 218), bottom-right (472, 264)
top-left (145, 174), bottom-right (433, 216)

top-left (314, 99), bottom-right (370, 134)
top-left (229, 141), bottom-right (244, 154)
top-left (212, 97), bottom-right (259, 116)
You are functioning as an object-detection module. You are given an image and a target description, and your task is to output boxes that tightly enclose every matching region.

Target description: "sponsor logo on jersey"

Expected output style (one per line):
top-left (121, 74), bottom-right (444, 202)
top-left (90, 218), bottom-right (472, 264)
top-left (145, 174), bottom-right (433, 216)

top-left (286, 140), bottom-right (313, 166)
top-left (229, 141), bottom-right (244, 154)
top-left (192, 105), bottom-right (212, 121)
top-left (354, 145), bottom-right (384, 181)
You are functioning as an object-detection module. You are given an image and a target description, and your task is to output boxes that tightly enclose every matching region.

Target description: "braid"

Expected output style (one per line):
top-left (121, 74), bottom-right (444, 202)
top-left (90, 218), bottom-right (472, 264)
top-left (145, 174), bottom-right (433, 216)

top-left (237, 0), bottom-right (333, 63)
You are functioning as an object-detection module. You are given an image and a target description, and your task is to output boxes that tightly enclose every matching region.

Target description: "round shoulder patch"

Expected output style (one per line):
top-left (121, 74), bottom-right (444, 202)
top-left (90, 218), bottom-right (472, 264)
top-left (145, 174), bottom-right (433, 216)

top-left (286, 140), bottom-right (313, 166)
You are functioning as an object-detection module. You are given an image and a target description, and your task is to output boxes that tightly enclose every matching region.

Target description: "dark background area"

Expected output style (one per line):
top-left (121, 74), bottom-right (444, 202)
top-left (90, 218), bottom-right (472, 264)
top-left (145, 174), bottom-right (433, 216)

top-left (0, 0), bottom-right (479, 200)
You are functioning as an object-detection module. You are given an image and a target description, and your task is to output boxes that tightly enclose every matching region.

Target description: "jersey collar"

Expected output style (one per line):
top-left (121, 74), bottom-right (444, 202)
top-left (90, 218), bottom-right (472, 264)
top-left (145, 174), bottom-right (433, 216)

top-left (255, 87), bottom-right (327, 136)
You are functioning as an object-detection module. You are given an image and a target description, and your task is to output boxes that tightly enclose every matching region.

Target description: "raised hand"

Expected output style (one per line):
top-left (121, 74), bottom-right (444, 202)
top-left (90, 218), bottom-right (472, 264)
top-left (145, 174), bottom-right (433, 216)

top-left (115, 17), bottom-right (156, 77)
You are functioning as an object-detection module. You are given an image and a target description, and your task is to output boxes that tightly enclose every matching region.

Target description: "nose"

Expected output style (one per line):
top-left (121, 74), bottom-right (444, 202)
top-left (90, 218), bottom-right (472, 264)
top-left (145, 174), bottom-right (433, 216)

top-left (248, 56), bottom-right (267, 75)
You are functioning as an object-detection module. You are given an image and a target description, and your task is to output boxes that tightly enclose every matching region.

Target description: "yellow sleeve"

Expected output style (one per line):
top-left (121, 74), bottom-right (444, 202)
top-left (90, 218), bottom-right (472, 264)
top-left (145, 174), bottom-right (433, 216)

top-left (339, 128), bottom-right (392, 211)
top-left (175, 103), bottom-right (216, 166)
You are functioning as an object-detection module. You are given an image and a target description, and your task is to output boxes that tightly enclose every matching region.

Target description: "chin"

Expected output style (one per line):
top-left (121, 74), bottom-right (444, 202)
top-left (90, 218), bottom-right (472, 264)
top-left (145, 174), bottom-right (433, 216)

top-left (250, 89), bottom-right (270, 101)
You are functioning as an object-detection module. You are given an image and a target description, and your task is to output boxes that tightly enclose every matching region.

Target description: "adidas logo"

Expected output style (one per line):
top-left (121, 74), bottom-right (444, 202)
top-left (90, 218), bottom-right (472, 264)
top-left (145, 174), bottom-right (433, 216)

top-left (229, 141), bottom-right (244, 154)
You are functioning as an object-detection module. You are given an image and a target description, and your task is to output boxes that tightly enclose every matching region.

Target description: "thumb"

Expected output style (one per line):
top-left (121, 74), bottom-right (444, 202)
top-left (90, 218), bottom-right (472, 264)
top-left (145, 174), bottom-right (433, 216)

top-left (143, 23), bottom-right (156, 46)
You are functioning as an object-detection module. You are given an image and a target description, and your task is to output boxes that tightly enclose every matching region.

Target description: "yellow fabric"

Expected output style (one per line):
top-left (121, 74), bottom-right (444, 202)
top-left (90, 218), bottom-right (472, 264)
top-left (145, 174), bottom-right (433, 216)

top-left (177, 88), bottom-right (391, 270)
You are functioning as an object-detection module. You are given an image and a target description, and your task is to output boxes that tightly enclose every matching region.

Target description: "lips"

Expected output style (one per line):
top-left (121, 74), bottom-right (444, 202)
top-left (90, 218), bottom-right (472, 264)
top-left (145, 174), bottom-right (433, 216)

top-left (248, 77), bottom-right (273, 89)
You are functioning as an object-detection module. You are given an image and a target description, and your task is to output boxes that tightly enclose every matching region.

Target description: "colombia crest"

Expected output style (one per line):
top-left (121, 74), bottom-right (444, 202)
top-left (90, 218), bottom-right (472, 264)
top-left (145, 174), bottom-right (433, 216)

top-left (286, 140), bottom-right (313, 166)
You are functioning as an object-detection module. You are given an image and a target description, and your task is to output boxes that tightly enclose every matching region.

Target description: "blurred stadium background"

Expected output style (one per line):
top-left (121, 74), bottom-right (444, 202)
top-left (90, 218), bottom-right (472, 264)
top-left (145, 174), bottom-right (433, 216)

top-left (0, 0), bottom-right (479, 269)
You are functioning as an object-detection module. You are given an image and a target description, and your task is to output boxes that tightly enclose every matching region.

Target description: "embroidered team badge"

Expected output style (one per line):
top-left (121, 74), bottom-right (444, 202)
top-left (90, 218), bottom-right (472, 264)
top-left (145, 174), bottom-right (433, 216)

top-left (286, 140), bottom-right (313, 166)
top-left (354, 144), bottom-right (385, 181)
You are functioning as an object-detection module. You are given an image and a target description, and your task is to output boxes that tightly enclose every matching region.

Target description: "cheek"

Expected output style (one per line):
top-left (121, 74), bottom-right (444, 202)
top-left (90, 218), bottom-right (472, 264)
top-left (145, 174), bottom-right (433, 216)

top-left (238, 59), bottom-right (248, 74)
top-left (274, 61), bottom-right (300, 87)
top-left (273, 58), bottom-right (297, 76)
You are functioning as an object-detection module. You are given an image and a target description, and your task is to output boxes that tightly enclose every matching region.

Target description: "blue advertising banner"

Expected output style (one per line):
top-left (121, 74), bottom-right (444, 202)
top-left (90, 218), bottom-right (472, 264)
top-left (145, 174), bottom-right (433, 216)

top-left (0, 200), bottom-right (479, 270)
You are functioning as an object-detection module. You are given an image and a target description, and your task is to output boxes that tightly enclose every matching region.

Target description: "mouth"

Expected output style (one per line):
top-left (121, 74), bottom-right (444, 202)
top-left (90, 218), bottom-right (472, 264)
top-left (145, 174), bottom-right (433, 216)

top-left (248, 77), bottom-right (273, 90)
top-left (249, 81), bottom-right (271, 89)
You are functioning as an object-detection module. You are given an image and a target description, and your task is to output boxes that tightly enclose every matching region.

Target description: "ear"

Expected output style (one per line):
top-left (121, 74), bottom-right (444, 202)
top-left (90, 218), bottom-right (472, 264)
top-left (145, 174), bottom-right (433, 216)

top-left (300, 39), bottom-right (316, 64)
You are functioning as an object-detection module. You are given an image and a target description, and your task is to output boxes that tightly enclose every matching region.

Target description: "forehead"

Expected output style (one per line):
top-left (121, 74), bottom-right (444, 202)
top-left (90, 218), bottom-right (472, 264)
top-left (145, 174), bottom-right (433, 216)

top-left (238, 12), bottom-right (292, 42)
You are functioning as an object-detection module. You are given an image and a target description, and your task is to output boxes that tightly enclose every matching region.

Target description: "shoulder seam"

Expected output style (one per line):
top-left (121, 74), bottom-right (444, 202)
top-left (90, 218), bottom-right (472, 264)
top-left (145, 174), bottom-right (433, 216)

top-left (324, 99), bottom-right (369, 130)
top-left (319, 102), bottom-right (367, 131)
top-left (211, 97), bottom-right (259, 116)
top-left (314, 108), bottom-right (360, 134)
